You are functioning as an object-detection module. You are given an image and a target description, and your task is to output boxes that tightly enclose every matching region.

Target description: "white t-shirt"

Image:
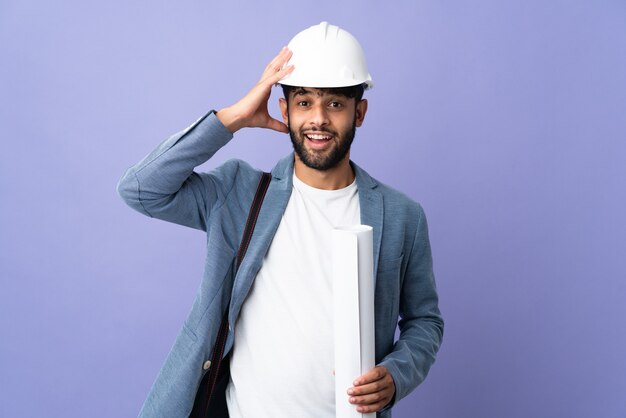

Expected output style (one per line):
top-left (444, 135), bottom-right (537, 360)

top-left (226, 173), bottom-right (360, 418)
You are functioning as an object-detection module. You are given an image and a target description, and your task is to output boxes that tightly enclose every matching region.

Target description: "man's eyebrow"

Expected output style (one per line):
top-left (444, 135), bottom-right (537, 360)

top-left (292, 88), bottom-right (342, 99)
top-left (293, 88), bottom-right (312, 96)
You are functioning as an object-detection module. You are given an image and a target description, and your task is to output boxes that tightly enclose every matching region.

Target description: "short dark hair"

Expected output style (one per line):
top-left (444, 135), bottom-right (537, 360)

top-left (281, 84), bottom-right (365, 102)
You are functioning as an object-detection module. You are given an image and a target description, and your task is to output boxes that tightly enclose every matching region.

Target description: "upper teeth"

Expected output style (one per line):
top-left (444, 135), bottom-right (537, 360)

top-left (307, 134), bottom-right (330, 140)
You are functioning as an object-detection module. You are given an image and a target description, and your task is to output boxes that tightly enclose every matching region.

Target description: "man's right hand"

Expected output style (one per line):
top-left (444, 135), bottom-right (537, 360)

top-left (217, 47), bottom-right (294, 134)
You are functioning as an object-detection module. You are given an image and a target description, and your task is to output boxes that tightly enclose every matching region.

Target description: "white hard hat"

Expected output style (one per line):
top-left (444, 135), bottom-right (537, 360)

top-left (279, 21), bottom-right (373, 90)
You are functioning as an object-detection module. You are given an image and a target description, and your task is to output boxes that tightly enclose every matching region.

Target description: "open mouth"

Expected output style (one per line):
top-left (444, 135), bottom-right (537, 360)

top-left (304, 132), bottom-right (333, 146)
top-left (305, 133), bottom-right (331, 141)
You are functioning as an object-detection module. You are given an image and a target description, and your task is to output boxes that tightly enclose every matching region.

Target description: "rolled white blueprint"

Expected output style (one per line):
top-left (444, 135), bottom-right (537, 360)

top-left (332, 225), bottom-right (376, 418)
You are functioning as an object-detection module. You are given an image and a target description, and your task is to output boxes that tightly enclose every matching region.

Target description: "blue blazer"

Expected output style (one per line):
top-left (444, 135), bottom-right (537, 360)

top-left (118, 111), bottom-right (443, 418)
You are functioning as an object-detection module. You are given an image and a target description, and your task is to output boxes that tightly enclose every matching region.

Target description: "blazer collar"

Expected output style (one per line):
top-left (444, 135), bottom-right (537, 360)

top-left (272, 153), bottom-right (384, 280)
top-left (231, 153), bottom-right (384, 325)
top-left (352, 161), bottom-right (383, 280)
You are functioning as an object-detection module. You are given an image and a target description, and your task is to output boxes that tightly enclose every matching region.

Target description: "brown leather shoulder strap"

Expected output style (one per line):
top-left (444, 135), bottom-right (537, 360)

top-left (191, 171), bottom-right (272, 418)
top-left (236, 171), bottom-right (272, 268)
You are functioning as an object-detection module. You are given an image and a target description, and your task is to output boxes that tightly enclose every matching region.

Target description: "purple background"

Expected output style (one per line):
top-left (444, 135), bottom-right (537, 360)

top-left (1, 1), bottom-right (625, 417)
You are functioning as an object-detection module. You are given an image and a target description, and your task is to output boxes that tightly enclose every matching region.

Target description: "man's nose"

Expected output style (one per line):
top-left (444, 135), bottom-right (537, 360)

top-left (309, 103), bottom-right (329, 126)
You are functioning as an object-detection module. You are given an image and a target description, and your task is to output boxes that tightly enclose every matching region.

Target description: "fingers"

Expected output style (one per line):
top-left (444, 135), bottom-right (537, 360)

top-left (222, 48), bottom-right (294, 133)
top-left (353, 365), bottom-right (387, 386)
top-left (349, 381), bottom-right (394, 414)
top-left (346, 366), bottom-right (395, 413)
top-left (272, 62), bottom-right (294, 85)
top-left (260, 47), bottom-right (294, 85)
top-left (264, 47), bottom-right (291, 74)
top-left (265, 47), bottom-right (290, 72)
top-left (350, 379), bottom-right (388, 396)
top-left (348, 378), bottom-right (393, 413)
top-left (349, 392), bottom-right (390, 413)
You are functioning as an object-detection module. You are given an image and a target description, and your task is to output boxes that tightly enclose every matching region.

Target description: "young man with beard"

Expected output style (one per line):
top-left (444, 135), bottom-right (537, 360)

top-left (118, 22), bottom-right (443, 418)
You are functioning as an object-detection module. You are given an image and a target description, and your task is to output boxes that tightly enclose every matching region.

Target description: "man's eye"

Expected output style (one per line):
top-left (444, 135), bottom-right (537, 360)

top-left (297, 101), bottom-right (309, 106)
top-left (329, 102), bottom-right (343, 108)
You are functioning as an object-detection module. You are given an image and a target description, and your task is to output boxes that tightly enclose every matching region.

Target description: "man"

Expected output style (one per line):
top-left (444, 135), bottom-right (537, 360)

top-left (118, 22), bottom-right (443, 418)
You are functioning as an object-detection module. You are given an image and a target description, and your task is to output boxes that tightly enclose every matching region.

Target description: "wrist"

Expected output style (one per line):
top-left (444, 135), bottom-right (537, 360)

top-left (216, 106), bottom-right (244, 134)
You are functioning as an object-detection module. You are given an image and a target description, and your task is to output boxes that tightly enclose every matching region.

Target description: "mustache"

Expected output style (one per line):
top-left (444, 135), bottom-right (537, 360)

top-left (299, 126), bottom-right (337, 136)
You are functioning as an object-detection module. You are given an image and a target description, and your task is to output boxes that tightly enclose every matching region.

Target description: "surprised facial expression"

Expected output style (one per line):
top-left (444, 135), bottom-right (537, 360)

top-left (280, 88), bottom-right (367, 171)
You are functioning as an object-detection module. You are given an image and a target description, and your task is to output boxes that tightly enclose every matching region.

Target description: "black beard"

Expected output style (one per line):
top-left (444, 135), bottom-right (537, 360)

top-left (289, 120), bottom-right (356, 171)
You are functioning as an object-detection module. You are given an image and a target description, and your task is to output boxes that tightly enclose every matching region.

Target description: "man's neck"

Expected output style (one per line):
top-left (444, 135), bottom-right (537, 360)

top-left (293, 156), bottom-right (355, 190)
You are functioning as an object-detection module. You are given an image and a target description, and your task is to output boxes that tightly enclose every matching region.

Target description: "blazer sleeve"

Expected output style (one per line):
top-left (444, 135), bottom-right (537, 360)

top-left (379, 205), bottom-right (444, 406)
top-left (116, 111), bottom-right (235, 231)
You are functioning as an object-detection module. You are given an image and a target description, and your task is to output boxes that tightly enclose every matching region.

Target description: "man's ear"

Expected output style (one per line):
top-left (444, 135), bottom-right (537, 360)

top-left (355, 99), bottom-right (368, 127)
top-left (279, 98), bottom-right (289, 125)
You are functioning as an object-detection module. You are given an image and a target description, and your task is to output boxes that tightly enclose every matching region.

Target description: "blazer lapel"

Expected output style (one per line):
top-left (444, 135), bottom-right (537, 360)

top-left (353, 162), bottom-right (383, 286)
top-left (228, 157), bottom-right (384, 323)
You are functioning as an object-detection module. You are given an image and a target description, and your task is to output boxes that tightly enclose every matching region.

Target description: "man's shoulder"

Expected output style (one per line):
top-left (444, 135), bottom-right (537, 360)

top-left (214, 157), bottom-right (256, 173)
top-left (355, 163), bottom-right (425, 217)
top-left (203, 158), bottom-right (266, 202)
top-left (212, 153), bottom-right (293, 181)
top-left (376, 179), bottom-right (421, 207)
top-left (209, 158), bottom-right (261, 181)
top-left (374, 178), bottom-right (426, 224)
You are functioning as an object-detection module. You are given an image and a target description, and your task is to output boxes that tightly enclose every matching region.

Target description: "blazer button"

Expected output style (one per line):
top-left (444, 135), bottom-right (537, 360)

top-left (203, 360), bottom-right (212, 370)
